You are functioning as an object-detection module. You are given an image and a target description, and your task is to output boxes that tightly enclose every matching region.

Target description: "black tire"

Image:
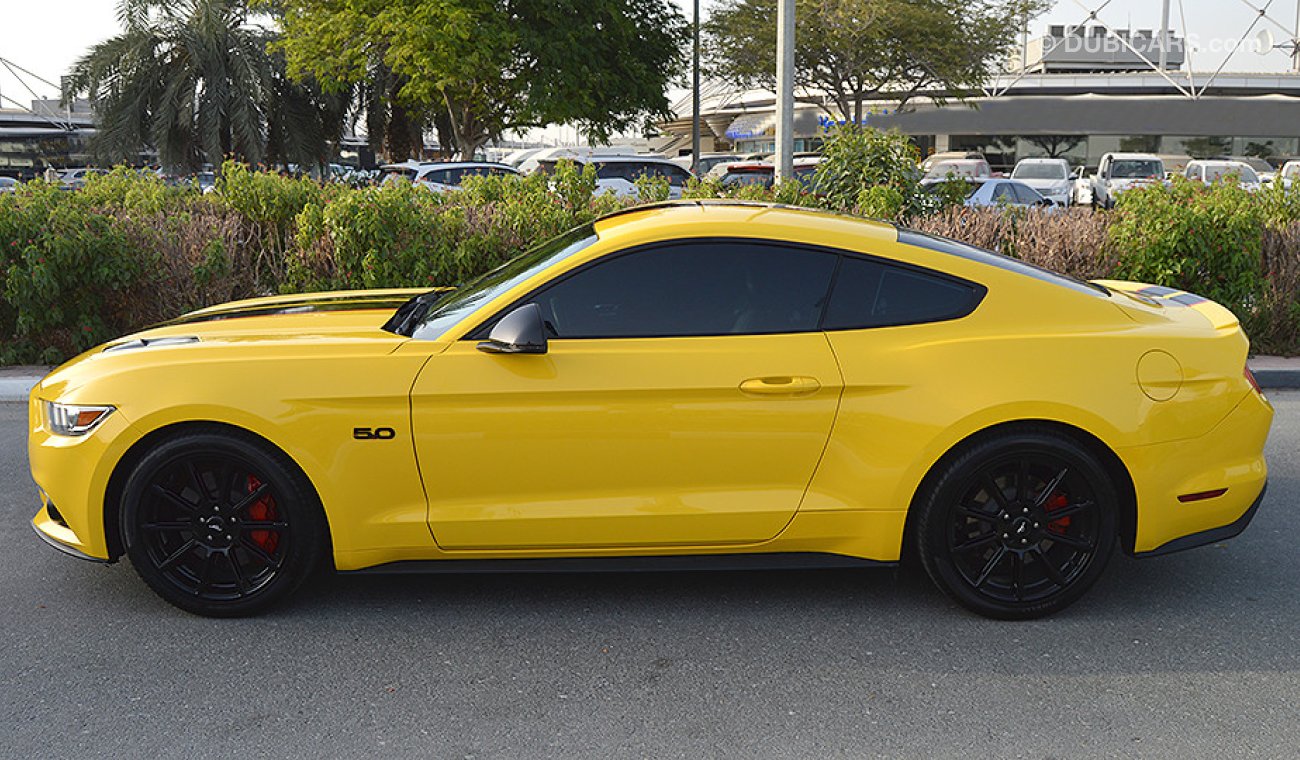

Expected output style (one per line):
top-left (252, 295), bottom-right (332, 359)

top-left (120, 428), bottom-right (326, 617)
top-left (915, 428), bottom-right (1117, 620)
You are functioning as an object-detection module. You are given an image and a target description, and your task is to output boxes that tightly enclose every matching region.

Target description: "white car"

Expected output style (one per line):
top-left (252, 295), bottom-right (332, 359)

top-left (0, 177), bottom-right (17, 193)
top-left (1184, 160), bottom-right (1262, 191)
top-left (1278, 161), bottom-right (1300, 189)
top-left (922, 159), bottom-right (992, 182)
top-left (379, 161), bottom-right (518, 191)
top-left (671, 153), bottom-right (742, 177)
top-left (1010, 158), bottom-right (1074, 207)
top-left (920, 151), bottom-right (988, 174)
top-left (1090, 153), bottom-right (1165, 209)
top-left (538, 155), bottom-right (694, 199)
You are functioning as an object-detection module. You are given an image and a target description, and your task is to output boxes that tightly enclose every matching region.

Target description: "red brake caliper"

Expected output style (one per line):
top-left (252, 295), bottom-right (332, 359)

top-left (246, 475), bottom-right (280, 554)
top-left (1045, 492), bottom-right (1071, 534)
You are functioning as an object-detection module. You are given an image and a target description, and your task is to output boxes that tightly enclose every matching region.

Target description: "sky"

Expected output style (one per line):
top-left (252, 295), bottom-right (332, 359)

top-left (2, 0), bottom-right (1298, 108)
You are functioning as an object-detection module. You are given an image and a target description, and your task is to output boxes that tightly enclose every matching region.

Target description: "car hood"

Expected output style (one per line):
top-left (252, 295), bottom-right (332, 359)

top-left (37, 288), bottom-right (429, 401)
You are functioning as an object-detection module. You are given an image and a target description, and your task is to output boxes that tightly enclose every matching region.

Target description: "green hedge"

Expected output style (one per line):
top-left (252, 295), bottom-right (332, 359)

top-left (2, 129), bottom-right (1299, 364)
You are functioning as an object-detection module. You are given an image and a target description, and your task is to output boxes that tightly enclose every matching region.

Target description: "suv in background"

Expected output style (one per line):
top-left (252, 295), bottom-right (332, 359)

top-left (922, 158), bottom-right (992, 182)
top-left (1184, 160), bottom-right (1262, 191)
top-left (671, 153), bottom-right (742, 177)
top-left (1090, 153), bottom-right (1165, 209)
top-left (538, 155), bottom-right (694, 199)
top-left (1010, 158), bottom-right (1073, 206)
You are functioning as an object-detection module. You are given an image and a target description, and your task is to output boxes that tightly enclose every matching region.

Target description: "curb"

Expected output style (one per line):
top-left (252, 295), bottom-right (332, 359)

top-left (2, 361), bottom-right (1299, 403)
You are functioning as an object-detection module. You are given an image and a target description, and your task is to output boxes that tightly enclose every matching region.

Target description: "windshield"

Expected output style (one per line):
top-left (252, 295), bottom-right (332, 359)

top-left (924, 162), bottom-right (981, 180)
top-left (1205, 165), bottom-right (1259, 183)
top-left (408, 225), bottom-right (598, 341)
top-left (1012, 163), bottom-right (1067, 180)
top-left (1110, 160), bottom-right (1163, 179)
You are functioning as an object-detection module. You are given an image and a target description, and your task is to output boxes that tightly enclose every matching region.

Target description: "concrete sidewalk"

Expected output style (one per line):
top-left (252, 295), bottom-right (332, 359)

top-left (3, 357), bottom-right (1298, 403)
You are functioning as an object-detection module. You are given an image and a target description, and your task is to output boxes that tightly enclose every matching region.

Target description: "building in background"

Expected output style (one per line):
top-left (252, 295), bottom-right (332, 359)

top-left (659, 25), bottom-right (1300, 172)
top-left (0, 98), bottom-right (95, 179)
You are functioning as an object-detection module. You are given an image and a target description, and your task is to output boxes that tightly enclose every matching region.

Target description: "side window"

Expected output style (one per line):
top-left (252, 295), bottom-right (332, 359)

top-left (667, 165), bottom-right (692, 185)
top-left (1012, 183), bottom-right (1041, 204)
top-left (526, 242), bottom-right (838, 338)
top-left (991, 183), bottom-right (1014, 202)
top-left (595, 162), bottom-right (628, 181)
top-left (823, 256), bottom-right (982, 330)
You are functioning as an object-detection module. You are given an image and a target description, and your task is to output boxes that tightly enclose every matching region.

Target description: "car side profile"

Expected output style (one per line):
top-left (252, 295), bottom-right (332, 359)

top-left (28, 202), bottom-right (1272, 619)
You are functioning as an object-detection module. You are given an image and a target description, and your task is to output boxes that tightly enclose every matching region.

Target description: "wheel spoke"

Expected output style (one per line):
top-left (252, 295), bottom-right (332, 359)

top-left (143, 521), bottom-right (191, 533)
top-left (974, 547), bottom-right (1008, 587)
top-left (240, 520), bottom-right (287, 531)
top-left (1033, 467), bottom-right (1070, 508)
top-left (1011, 552), bottom-right (1024, 601)
top-left (238, 537), bottom-right (278, 568)
top-left (1046, 500), bottom-right (1094, 521)
top-left (186, 461), bottom-right (213, 506)
top-left (230, 483), bottom-right (271, 516)
top-left (982, 475), bottom-right (1010, 511)
top-left (194, 550), bottom-right (216, 595)
top-left (1047, 532), bottom-right (1094, 551)
top-left (1016, 459), bottom-right (1031, 502)
top-left (952, 532), bottom-right (998, 554)
top-left (151, 484), bottom-right (198, 514)
top-left (1032, 546), bottom-right (1069, 588)
top-left (157, 538), bottom-right (198, 570)
top-left (958, 506), bottom-right (999, 524)
top-left (226, 550), bottom-right (249, 594)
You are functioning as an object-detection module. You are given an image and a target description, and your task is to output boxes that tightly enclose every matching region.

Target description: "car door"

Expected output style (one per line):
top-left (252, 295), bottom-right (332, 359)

top-left (410, 239), bottom-right (844, 550)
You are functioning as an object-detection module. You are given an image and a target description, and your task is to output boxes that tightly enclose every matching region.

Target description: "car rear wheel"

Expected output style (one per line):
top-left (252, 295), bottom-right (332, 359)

top-left (121, 430), bottom-right (326, 617)
top-left (915, 429), bottom-right (1117, 619)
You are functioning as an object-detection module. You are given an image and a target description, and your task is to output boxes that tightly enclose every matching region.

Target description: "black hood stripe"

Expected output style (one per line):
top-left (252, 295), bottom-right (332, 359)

top-left (164, 298), bottom-right (410, 326)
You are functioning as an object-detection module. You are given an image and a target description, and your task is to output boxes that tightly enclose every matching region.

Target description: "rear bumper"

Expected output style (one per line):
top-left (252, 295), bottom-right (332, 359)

top-left (1135, 482), bottom-right (1266, 557)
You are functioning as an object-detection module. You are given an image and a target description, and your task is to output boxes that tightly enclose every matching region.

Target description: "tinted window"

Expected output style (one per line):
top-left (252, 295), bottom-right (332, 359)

top-left (527, 242), bottom-right (837, 338)
top-left (823, 256), bottom-right (981, 330)
top-left (1011, 183), bottom-right (1042, 204)
top-left (991, 183), bottom-right (1014, 202)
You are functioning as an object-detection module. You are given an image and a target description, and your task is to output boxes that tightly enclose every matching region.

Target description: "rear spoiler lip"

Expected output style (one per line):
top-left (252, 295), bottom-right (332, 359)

top-left (1092, 279), bottom-right (1239, 330)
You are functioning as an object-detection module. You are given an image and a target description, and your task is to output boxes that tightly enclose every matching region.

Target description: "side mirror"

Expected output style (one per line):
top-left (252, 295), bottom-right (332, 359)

top-left (477, 303), bottom-right (548, 354)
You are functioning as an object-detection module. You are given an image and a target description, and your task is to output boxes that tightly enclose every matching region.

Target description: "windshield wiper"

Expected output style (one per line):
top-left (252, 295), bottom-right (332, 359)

top-left (383, 289), bottom-right (448, 337)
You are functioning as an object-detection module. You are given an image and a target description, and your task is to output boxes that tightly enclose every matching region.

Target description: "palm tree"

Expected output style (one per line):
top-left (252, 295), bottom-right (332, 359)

top-left (65, 0), bottom-right (344, 172)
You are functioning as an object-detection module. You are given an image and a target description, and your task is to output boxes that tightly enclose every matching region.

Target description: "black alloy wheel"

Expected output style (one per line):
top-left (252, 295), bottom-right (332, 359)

top-left (122, 430), bottom-right (326, 617)
top-left (916, 429), bottom-right (1117, 619)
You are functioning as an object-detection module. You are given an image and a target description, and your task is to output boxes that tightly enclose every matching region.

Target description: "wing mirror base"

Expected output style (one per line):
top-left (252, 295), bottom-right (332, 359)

top-left (476, 303), bottom-right (548, 355)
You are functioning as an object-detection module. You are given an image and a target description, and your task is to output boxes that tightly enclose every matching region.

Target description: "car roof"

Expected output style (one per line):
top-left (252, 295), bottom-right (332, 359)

top-left (1105, 153), bottom-right (1162, 160)
top-left (418, 161), bottom-right (515, 171)
top-left (1015, 158), bottom-right (1068, 164)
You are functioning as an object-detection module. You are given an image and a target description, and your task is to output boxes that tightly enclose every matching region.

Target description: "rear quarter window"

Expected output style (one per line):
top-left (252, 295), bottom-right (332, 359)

top-left (823, 256), bottom-right (984, 330)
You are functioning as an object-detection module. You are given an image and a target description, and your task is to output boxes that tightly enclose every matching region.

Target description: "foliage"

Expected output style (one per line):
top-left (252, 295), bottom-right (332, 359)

top-left (1109, 177), bottom-right (1265, 310)
top-left (65, 0), bottom-right (345, 172)
top-left (3, 163), bottom-right (1300, 365)
top-left (704, 0), bottom-right (1049, 122)
top-left (809, 126), bottom-right (938, 220)
top-left (275, 0), bottom-right (688, 159)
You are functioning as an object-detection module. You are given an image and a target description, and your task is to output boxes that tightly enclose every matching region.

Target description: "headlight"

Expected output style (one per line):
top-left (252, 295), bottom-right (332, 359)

top-left (44, 401), bottom-right (114, 436)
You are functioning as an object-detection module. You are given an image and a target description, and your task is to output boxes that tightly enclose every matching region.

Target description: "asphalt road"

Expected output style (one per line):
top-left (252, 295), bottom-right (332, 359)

top-left (2, 395), bottom-right (1298, 760)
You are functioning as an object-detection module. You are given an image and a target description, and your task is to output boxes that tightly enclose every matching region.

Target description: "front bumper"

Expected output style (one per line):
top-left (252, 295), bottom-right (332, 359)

top-left (31, 506), bottom-right (112, 563)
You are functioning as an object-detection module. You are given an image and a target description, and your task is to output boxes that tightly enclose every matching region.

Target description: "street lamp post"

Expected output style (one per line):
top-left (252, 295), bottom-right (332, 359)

top-left (775, 0), bottom-right (795, 182)
top-left (692, 0), bottom-right (701, 175)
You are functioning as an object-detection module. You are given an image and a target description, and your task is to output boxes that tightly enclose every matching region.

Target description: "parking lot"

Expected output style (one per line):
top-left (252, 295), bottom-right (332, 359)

top-left (1, 393), bottom-right (1297, 759)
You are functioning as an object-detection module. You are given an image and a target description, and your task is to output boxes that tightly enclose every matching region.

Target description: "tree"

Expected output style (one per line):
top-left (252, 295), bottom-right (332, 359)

top-left (66, 0), bottom-right (345, 172)
top-left (705, 0), bottom-right (1049, 123)
top-left (275, 0), bottom-right (689, 160)
top-left (1026, 135), bottom-right (1085, 158)
top-left (1181, 136), bottom-right (1231, 159)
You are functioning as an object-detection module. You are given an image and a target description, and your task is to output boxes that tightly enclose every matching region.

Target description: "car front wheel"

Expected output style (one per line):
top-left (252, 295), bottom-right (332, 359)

top-left (915, 429), bottom-right (1117, 619)
top-left (121, 429), bottom-right (326, 617)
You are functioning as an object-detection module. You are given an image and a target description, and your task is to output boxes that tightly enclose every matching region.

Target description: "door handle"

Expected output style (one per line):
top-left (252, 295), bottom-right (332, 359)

top-left (739, 376), bottom-right (821, 396)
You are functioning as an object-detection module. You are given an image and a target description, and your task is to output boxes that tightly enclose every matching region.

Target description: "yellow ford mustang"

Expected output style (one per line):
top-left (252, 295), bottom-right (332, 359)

top-left (27, 202), bottom-right (1272, 619)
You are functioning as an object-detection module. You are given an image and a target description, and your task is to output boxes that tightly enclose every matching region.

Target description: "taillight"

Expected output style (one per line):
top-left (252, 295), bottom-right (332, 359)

top-left (1245, 366), bottom-right (1263, 395)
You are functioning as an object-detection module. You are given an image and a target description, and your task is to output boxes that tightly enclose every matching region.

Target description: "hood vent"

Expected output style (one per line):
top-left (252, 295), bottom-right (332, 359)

top-left (103, 336), bottom-right (200, 353)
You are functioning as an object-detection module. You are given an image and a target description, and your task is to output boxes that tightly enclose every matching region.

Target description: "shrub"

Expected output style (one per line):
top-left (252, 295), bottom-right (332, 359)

top-left (1109, 177), bottom-right (1265, 310)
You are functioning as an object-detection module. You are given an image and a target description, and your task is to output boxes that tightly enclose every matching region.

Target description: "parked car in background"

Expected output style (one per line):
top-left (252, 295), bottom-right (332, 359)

top-left (1010, 158), bottom-right (1074, 206)
top-left (1210, 155), bottom-right (1275, 184)
top-left (671, 153), bottom-right (742, 177)
top-left (1278, 160), bottom-right (1300, 188)
top-left (924, 177), bottom-right (1054, 209)
top-left (0, 177), bottom-right (17, 193)
top-left (414, 162), bottom-right (519, 192)
top-left (1090, 153), bottom-right (1165, 209)
top-left (920, 151), bottom-right (988, 173)
top-left (59, 167), bottom-right (107, 190)
top-left (922, 159), bottom-right (992, 182)
top-left (1184, 160), bottom-right (1262, 191)
top-left (503, 147), bottom-right (544, 169)
top-left (378, 160), bottom-right (426, 186)
top-left (718, 157), bottom-right (823, 189)
top-left (538, 155), bottom-right (693, 199)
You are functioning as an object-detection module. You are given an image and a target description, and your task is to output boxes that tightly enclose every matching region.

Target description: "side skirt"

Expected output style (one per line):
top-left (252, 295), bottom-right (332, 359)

top-left (342, 552), bottom-right (893, 576)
